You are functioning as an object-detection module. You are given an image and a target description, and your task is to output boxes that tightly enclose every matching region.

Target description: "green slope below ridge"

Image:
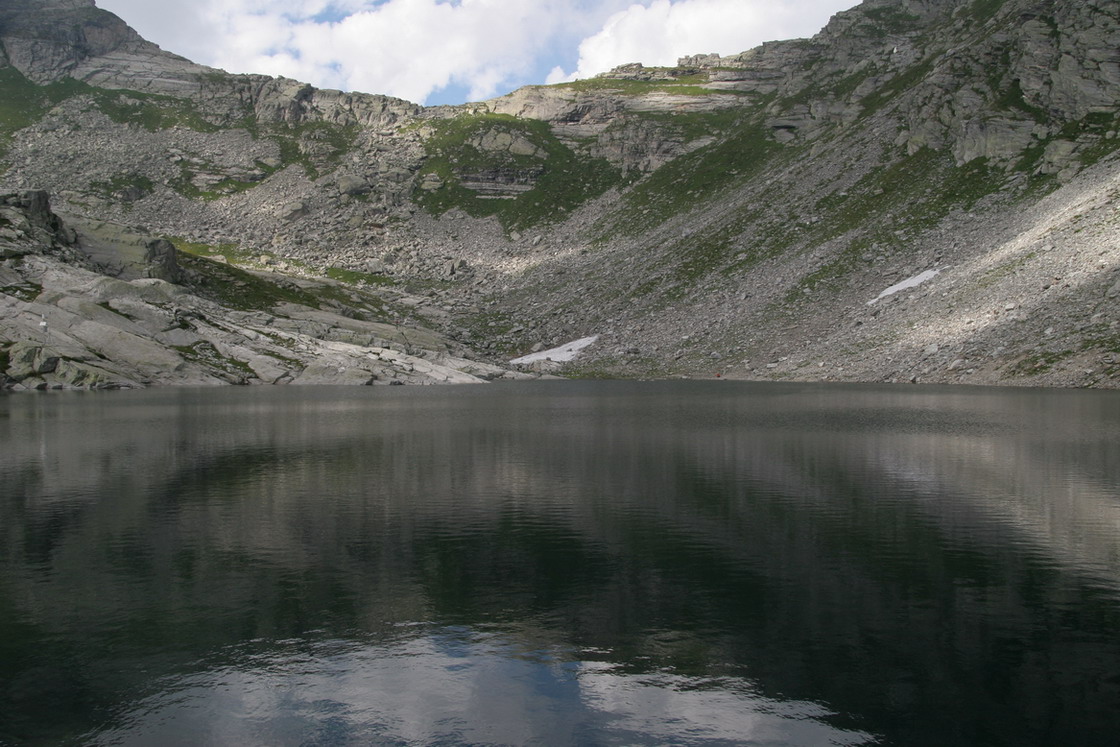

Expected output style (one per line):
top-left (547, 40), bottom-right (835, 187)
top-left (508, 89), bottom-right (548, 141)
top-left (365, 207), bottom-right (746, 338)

top-left (413, 113), bottom-right (622, 231)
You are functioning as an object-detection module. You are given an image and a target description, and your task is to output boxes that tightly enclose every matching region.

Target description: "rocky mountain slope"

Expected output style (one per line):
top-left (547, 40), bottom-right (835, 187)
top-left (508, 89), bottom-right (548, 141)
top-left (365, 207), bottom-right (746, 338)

top-left (0, 190), bottom-right (517, 389)
top-left (1, 0), bottom-right (1119, 388)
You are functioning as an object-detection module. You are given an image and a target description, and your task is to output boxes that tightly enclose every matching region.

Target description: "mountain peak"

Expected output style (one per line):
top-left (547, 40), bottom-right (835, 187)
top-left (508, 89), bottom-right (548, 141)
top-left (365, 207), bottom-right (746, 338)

top-left (0, 0), bottom-right (210, 93)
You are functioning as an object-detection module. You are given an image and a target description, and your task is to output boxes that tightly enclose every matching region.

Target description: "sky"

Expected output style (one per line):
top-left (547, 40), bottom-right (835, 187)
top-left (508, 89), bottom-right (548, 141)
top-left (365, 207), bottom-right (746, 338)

top-left (95, 0), bottom-right (858, 106)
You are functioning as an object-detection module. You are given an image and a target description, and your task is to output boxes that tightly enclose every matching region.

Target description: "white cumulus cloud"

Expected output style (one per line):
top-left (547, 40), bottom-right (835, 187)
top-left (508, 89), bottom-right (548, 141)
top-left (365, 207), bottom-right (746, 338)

top-left (95, 0), bottom-right (856, 104)
top-left (549, 0), bottom-right (854, 83)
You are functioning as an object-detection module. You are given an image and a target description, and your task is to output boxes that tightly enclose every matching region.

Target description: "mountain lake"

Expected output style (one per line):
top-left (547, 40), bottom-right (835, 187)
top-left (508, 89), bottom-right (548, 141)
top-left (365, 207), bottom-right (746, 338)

top-left (1, 380), bottom-right (1118, 746)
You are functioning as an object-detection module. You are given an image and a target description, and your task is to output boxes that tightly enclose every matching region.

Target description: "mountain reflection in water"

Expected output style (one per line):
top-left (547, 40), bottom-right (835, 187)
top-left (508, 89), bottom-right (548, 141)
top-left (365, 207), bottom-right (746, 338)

top-left (1, 381), bottom-right (1118, 746)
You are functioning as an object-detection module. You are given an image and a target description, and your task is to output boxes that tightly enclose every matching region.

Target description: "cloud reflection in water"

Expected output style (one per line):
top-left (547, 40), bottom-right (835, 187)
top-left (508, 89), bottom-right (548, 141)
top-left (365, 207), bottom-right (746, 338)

top-left (93, 627), bottom-right (874, 746)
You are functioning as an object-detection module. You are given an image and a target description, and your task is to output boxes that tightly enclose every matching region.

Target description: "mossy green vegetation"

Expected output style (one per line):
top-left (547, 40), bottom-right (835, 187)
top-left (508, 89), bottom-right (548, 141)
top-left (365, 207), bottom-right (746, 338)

top-left (1065, 111), bottom-right (1120, 169)
top-left (1009, 348), bottom-right (1075, 375)
top-left (170, 238), bottom-right (246, 263)
top-left (260, 121), bottom-right (359, 179)
top-left (614, 144), bottom-right (1005, 308)
top-left (96, 301), bottom-right (132, 319)
top-left (859, 59), bottom-right (936, 118)
top-left (176, 248), bottom-right (323, 312)
top-left (552, 72), bottom-right (713, 97)
top-left (91, 89), bottom-right (221, 133)
top-left (862, 6), bottom-right (921, 34)
top-left (0, 68), bottom-right (90, 150)
top-left (624, 107), bottom-right (746, 145)
top-left (828, 150), bottom-right (1001, 237)
top-left (1011, 110), bottom-right (1120, 188)
top-left (595, 118), bottom-right (781, 241)
top-left (0, 281), bottom-right (43, 302)
top-left (781, 68), bottom-right (871, 110)
top-left (0, 66), bottom-right (224, 157)
top-left (169, 159), bottom-right (280, 201)
top-left (969, 0), bottom-right (1009, 23)
top-left (0, 65), bottom-right (356, 186)
top-left (413, 113), bottom-right (622, 232)
top-left (788, 150), bottom-right (1004, 299)
top-left (995, 78), bottom-right (1049, 123)
top-left (460, 307), bottom-right (522, 354)
top-left (1083, 327), bottom-right (1120, 356)
top-left (172, 238), bottom-right (399, 320)
top-left (90, 173), bottom-right (154, 202)
top-left (173, 341), bottom-right (254, 379)
top-left (976, 250), bottom-right (1037, 288)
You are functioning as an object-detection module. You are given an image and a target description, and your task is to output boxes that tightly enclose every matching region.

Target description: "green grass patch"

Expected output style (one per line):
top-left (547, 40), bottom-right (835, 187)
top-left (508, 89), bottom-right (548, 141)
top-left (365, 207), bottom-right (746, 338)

top-left (173, 341), bottom-right (254, 378)
top-left (858, 59), bottom-right (936, 117)
top-left (96, 301), bottom-right (134, 319)
top-left (831, 69), bottom-right (876, 100)
top-left (177, 252), bottom-right (322, 312)
top-left (461, 308), bottom-right (520, 352)
top-left (0, 66), bottom-right (221, 136)
top-left (170, 238), bottom-right (247, 263)
top-left (89, 173), bottom-right (154, 201)
top-left (253, 330), bottom-right (304, 360)
top-left (788, 150), bottom-right (1004, 300)
top-left (1008, 349), bottom-right (1074, 375)
top-left (414, 113), bottom-right (622, 231)
top-left (622, 107), bottom-right (747, 144)
top-left (0, 68), bottom-right (91, 150)
top-left (261, 121), bottom-right (359, 179)
top-left (1011, 111), bottom-right (1120, 188)
top-left (1012, 140), bottom-right (1053, 184)
top-left (790, 236), bottom-right (877, 298)
top-left (994, 77), bottom-right (1050, 123)
top-left (551, 73), bottom-right (714, 97)
top-left (862, 6), bottom-right (921, 33)
top-left (820, 150), bottom-right (1001, 239)
top-left (664, 208), bottom-right (779, 288)
top-left (0, 66), bottom-right (232, 161)
top-left (1065, 112), bottom-right (1120, 168)
top-left (1082, 328), bottom-right (1120, 355)
top-left (258, 346), bottom-right (303, 369)
top-left (170, 160), bottom-right (277, 201)
top-left (969, 0), bottom-right (1009, 23)
top-left (172, 238), bottom-right (400, 320)
top-left (91, 89), bottom-right (221, 132)
top-left (976, 251), bottom-right (1037, 288)
top-left (1, 282), bottom-right (43, 302)
top-left (596, 119), bottom-right (781, 241)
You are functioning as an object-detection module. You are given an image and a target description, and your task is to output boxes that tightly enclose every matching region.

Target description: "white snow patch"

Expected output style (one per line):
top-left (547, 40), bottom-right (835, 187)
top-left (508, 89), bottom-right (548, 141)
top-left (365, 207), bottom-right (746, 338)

top-left (867, 268), bottom-right (943, 305)
top-left (511, 335), bottom-right (599, 364)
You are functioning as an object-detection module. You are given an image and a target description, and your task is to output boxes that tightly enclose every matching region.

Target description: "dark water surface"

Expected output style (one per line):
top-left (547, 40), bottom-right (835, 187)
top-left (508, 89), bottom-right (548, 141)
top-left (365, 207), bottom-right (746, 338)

top-left (2, 381), bottom-right (1119, 746)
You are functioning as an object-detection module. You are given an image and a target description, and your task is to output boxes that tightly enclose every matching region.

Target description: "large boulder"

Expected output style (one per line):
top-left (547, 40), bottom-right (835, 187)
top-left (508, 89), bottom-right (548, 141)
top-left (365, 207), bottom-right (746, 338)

top-left (4, 341), bottom-right (59, 381)
top-left (337, 175), bottom-right (371, 196)
top-left (143, 238), bottom-right (183, 283)
top-left (0, 191), bottom-right (75, 248)
top-left (68, 219), bottom-right (184, 283)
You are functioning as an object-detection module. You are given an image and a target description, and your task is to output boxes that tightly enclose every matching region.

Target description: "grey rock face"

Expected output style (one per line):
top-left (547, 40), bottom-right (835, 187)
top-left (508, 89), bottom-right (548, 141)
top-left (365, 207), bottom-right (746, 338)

top-left (0, 196), bottom-right (513, 389)
top-left (143, 238), bottom-right (183, 283)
